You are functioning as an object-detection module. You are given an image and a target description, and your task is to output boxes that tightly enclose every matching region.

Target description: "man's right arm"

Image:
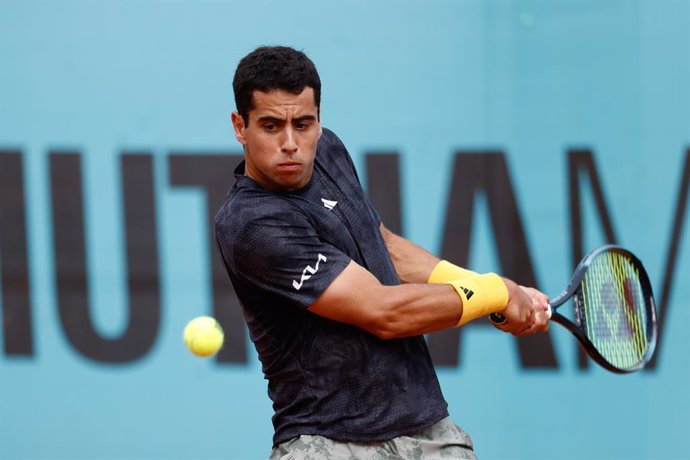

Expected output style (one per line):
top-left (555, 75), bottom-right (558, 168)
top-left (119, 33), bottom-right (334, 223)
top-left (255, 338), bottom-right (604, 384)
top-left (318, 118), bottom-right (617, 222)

top-left (308, 259), bottom-right (548, 339)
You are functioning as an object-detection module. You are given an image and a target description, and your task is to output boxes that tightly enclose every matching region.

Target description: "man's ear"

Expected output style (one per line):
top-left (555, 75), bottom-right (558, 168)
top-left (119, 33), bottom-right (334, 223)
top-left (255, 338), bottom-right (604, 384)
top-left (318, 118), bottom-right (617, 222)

top-left (317, 109), bottom-right (323, 137)
top-left (231, 112), bottom-right (248, 146)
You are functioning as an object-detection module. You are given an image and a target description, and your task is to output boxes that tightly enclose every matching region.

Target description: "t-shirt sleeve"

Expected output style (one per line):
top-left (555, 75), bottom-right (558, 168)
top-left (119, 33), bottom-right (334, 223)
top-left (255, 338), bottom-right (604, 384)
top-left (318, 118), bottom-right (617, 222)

top-left (229, 209), bottom-right (351, 310)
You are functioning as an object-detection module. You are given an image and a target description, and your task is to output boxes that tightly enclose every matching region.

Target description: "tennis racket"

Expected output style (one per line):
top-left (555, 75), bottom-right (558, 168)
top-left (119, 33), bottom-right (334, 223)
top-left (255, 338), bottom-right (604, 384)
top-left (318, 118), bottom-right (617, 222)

top-left (490, 245), bottom-right (658, 373)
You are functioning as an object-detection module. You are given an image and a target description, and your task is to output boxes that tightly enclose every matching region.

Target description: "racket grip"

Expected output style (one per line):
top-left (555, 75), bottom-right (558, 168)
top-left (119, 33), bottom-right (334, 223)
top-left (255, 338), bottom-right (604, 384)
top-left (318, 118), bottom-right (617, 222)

top-left (489, 313), bottom-right (506, 324)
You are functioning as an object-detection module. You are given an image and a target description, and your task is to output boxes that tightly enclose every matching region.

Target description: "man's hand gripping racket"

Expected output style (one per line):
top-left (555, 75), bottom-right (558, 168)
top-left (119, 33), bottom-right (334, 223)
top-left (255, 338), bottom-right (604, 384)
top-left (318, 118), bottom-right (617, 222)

top-left (490, 245), bottom-right (658, 373)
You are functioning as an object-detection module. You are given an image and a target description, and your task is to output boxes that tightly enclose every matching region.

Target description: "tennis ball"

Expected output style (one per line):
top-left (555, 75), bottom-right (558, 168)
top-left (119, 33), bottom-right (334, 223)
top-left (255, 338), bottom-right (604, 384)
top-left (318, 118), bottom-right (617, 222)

top-left (183, 316), bottom-right (224, 357)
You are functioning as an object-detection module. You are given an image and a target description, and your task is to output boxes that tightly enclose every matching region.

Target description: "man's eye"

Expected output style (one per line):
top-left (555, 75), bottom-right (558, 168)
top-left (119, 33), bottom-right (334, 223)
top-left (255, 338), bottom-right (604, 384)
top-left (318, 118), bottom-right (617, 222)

top-left (264, 124), bottom-right (277, 131)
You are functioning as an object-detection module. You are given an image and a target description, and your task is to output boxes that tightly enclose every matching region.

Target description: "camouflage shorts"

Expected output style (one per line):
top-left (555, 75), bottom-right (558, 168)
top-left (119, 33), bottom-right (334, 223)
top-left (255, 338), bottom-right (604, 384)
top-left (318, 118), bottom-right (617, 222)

top-left (269, 417), bottom-right (477, 460)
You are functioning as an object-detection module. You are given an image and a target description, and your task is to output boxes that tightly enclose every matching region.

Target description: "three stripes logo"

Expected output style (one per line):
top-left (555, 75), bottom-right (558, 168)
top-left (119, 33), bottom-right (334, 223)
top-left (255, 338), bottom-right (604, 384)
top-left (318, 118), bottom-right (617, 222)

top-left (458, 285), bottom-right (474, 300)
top-left (293, 253), bottom-right (328, 290)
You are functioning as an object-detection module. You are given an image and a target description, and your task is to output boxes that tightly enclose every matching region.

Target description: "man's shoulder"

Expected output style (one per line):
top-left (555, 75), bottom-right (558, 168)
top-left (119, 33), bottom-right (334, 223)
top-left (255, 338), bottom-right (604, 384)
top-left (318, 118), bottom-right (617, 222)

top-left (318, 127), bottom-right (347, 153)
top-left (316, 127), bottom-right (361, 185)
top-left (215, 185), bottom-right (301, 230)
top-left (319, 127), bottom-right (340, 142)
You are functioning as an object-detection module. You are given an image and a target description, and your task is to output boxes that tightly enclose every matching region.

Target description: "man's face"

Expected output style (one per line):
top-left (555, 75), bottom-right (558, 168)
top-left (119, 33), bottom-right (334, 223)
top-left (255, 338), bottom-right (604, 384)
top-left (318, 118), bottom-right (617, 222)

top-left (231, 87), bottom-right (322, 192)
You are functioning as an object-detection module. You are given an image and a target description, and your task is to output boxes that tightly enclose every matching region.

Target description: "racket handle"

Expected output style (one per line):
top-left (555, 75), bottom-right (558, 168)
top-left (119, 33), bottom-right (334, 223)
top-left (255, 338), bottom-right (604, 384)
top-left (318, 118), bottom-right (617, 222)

top-left (489, 313), bottom-right (506, 324)
top-left (489, 304), bottom-right (552, 325)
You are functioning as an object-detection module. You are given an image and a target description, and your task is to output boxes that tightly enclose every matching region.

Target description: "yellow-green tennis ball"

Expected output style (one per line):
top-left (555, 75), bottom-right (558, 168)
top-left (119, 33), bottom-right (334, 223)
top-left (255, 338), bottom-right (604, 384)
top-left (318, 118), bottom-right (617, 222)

top-left (183, 316), bottom-right (224, 357)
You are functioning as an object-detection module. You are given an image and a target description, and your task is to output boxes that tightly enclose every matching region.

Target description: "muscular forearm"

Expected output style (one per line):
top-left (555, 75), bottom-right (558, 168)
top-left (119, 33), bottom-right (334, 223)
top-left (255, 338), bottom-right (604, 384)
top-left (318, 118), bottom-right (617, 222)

top-left (310, 262), bottom-right (463, 339)
top-left (372, 283), bottom-right (470, 338)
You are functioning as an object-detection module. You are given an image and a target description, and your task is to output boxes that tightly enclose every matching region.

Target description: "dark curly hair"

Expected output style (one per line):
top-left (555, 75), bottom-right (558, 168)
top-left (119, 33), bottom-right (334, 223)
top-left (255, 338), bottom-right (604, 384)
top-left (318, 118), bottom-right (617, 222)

top-left (233, 46), bottom-right (321, 125)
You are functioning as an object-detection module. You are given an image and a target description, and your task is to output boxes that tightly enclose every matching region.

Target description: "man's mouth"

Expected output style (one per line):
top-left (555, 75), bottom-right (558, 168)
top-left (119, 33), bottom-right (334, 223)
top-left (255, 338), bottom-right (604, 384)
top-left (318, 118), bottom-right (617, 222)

top-left (277, 162), bottom-right (301, 171)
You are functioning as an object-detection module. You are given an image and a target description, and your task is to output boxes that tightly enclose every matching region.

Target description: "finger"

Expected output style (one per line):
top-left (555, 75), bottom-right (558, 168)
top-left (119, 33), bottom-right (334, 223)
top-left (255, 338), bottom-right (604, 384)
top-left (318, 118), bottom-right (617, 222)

top-left (533, 309), bottom-right (551, 332)
top-left (533, 294), bottom-right (550, 310)
top-left (490, 317), bottom-right (524, 335)
top-left (515, 321), bottom-right (545, 336)
top-left (533, 315), bottom-right (549, 332)
top-left (520, 285), bottom-right (549, 309)
top-left (510, 317), bottom-right (530, 334)
top-left (531, 297), bottom-right (549, 316)
top-left (516, 309), bottom-right (550, 335)
top-left (538, 295), bottom-right (550, 310)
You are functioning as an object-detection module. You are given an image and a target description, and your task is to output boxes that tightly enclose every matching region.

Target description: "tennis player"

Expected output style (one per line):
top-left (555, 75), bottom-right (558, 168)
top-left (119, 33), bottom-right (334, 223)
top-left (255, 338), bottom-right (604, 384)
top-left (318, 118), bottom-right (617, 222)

top-left (215, 45), bottom-right (550, 459)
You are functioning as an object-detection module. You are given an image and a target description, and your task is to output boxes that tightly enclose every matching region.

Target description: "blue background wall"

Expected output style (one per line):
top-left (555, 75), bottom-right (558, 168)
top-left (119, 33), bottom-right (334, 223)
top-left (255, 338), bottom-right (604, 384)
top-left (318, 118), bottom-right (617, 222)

top-left (1, 1), bottom-right (689, 459)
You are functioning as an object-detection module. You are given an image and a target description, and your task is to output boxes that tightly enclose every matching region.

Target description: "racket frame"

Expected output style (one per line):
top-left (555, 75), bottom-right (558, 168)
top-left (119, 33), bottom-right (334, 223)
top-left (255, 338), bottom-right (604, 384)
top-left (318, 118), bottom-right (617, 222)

top-left (549, 244), bottom-right (658, 373)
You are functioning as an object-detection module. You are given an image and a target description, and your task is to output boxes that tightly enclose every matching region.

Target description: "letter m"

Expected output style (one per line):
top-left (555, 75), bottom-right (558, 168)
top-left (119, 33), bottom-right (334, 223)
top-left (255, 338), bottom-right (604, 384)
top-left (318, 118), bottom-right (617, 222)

top-left (569, 148), bottom-right (690, 370)
top-left (426, 151), bottom-right (558, 369)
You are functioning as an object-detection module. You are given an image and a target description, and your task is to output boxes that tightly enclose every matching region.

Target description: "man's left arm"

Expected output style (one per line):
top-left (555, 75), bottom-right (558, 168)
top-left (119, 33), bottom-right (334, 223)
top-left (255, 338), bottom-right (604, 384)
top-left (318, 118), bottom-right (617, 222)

top-left (379, 223), bottom-right (441, 283)
top-left (380, 223), bottom-right (550, 334)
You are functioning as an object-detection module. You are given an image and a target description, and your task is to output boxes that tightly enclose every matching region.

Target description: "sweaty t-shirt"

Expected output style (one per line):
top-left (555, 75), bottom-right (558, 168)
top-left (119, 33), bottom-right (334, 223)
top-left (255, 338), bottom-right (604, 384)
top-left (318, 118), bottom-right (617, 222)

top-left (215, 128), bottom-right (448, 447)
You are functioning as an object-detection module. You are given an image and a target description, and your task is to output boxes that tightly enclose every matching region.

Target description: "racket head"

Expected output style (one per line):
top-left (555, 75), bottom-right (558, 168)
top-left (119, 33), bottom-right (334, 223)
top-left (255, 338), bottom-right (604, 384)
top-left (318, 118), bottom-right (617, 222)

top-left (550, 245), bottom-right (657, 373)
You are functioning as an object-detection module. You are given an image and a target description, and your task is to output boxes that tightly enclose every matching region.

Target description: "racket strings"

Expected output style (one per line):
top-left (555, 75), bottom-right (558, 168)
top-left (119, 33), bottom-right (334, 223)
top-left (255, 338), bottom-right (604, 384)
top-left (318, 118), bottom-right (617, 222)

top-left (580, 252), bottom-right (649, 370)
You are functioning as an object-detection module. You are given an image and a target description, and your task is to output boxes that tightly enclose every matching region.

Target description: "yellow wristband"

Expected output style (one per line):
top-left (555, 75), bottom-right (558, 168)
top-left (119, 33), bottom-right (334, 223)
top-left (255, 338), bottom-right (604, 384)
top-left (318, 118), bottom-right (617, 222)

top-left (446, 273), bottom-right (509, 326)
top-left (428, 260), bottom-right (478, 283)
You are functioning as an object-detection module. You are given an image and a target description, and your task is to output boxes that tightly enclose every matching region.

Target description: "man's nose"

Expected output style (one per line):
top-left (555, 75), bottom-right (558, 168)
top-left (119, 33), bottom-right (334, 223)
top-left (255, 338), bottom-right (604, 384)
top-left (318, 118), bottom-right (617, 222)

top-left (281, 128), bottom-right (298, 154)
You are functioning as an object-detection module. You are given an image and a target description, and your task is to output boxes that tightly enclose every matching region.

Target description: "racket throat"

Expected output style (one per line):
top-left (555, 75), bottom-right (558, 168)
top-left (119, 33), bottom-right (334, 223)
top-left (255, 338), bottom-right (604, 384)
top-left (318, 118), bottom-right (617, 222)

top-left (572, 294), bottom-right (585, 326)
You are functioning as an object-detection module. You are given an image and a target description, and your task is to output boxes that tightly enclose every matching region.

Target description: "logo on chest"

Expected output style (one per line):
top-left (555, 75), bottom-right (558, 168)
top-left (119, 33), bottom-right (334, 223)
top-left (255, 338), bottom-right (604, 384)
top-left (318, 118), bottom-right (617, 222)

top-left (293, 253), bottom-right (328, 290)
top-left (321, 198), bottom-right (338, 210)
